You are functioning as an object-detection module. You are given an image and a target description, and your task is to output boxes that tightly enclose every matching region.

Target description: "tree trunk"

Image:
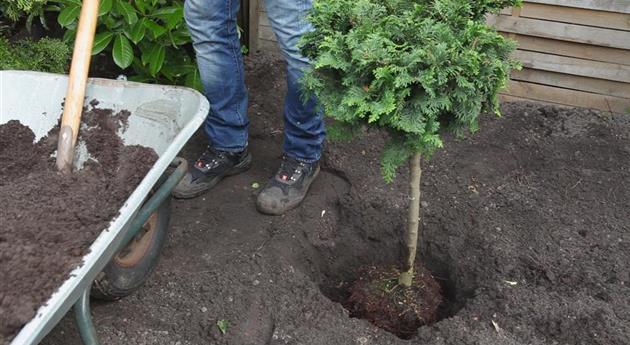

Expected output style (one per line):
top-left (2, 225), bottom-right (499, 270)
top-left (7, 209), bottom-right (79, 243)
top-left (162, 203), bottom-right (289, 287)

top-left (399, 152), bottom-right (422, 287)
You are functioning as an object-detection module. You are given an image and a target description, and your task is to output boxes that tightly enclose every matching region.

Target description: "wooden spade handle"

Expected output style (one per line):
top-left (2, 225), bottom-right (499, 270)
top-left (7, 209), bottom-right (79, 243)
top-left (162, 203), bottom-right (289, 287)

top-left (56, 0), bottom-right (100, 174)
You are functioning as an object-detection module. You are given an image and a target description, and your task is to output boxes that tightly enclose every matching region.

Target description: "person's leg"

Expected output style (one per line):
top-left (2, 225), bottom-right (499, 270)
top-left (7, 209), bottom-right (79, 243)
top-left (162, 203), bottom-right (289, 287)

top-left (174, 0), bottom-right (251, 199)
top-left (184, 0), bottom-right (249, 151)
top-left (264, 0), bottom-right (325, 162)
top-left (256, 0), bottom-right (325, 215)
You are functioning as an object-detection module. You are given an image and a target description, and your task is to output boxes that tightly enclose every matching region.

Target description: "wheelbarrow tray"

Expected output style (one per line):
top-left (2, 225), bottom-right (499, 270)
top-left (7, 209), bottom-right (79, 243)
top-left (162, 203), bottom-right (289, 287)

top-left (0, 71), bottom-right (209, 345)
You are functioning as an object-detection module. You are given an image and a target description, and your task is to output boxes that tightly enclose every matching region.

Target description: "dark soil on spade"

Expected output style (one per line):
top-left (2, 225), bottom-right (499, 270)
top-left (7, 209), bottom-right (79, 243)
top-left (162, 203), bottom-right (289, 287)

top-left (41, 54), bottom-right (629, 345)
top-left (0, 108), bottom-right (157, 344)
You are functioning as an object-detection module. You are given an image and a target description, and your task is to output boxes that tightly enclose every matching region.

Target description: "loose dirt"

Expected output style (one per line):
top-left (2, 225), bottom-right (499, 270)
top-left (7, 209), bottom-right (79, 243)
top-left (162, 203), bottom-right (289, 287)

top-left (40, 54), bottom-right (629, 345)
top-left (0, 108), bottom-right (156, 344)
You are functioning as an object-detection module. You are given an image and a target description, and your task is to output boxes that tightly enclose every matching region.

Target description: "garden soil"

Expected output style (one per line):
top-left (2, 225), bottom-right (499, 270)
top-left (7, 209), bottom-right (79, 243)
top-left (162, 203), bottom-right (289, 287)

top-left (41, 54), bottom-right (629, 345)
top-left (0, 109), bottom-right (157, 344)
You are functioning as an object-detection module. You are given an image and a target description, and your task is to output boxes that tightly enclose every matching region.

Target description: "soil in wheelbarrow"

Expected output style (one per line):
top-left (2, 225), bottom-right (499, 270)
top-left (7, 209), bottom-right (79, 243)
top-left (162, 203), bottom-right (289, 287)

top-left (0, 107), bottom-right (157, 344)
top-left (41, 54), bottom-right (629, 345)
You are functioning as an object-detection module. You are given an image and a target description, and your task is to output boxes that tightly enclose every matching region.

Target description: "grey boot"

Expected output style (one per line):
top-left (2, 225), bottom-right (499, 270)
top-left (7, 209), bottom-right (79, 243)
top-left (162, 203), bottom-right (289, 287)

top-left (256, 156), bottom-right (320, 215)
top-left (173, 146), bottom-right (251, 199)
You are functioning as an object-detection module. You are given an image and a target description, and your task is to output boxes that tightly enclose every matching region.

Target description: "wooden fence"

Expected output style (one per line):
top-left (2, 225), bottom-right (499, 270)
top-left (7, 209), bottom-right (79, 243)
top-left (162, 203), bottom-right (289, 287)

top-left (488, 0), bottom-right (630, 113)
top-left (248, 0), bottom-right (630, 113)
top-left (247, 0), bottom-right (276, 54)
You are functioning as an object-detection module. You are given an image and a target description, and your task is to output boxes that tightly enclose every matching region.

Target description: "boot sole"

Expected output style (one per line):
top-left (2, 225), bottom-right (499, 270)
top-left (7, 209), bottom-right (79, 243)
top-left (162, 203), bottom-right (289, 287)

top-left (172, 153), bottom-right (252, 199)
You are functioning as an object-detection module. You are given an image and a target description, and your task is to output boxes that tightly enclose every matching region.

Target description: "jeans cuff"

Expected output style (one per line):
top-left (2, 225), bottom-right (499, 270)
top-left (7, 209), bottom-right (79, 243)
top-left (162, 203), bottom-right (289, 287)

top-left (285, 152), bottom-right (320, 164)
top-left (213, 143), bottom-right (247, 153)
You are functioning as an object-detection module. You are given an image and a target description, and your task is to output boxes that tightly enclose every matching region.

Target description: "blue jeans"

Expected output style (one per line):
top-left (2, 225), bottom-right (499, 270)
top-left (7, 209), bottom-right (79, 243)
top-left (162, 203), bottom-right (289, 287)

top-left (184, 0), bottom-right (325, 163)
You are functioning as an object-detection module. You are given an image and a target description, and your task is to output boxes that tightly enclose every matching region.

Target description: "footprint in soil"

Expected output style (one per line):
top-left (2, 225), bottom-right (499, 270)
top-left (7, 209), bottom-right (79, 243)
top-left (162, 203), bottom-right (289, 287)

top-left (226, 297), bottom-right (275, 345)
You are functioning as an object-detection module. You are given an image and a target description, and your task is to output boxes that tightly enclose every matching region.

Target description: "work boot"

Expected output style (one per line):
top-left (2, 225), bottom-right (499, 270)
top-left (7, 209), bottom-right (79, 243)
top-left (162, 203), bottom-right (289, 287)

top-left (256, 155), bottom-right (320, 215)
top-left (173, 146), bottom-right (251, 199)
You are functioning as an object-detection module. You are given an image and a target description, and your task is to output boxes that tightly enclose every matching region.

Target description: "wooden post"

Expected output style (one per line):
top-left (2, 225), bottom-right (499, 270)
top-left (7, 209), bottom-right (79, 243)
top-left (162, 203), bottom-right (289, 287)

top-left (56, 0), bottom-right (100, 174)
top-left (248, 0), bottom-right (260, 52)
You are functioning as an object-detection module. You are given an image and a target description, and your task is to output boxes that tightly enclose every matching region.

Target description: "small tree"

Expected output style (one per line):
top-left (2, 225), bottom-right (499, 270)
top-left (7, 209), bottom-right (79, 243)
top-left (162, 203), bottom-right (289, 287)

top-left (302, 0), bottom-right (520, 288)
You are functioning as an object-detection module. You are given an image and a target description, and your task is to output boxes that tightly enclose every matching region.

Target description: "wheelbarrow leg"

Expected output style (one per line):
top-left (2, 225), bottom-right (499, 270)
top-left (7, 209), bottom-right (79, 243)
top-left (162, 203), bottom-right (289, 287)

top-left (74, 158), bottom-right (187, 343)
top-left (74, 284), bottom-right (100, 345)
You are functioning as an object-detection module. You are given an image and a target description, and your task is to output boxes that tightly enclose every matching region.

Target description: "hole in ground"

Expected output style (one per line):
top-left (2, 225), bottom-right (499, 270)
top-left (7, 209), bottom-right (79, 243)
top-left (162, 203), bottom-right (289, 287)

top-left (318, 257), bottom-right (471, 339)
top-left (298, 191), bottom-right (475, 339)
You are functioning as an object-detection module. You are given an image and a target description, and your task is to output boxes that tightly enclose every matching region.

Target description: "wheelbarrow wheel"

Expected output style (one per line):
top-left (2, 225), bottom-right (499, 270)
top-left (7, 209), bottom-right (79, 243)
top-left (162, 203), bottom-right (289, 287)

top-left (91, 195), bottom-right (171, 301)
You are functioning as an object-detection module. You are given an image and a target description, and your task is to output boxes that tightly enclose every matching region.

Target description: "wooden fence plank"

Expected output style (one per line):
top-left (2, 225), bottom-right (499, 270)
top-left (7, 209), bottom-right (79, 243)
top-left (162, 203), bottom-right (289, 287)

top-left (513, 50), bottom-right (630, 83)
top-left (259, 25), bottom-right (276, 42)
top-left (524, 0), bottom-right (630, 14)
top-left (258, 39), bottom-right (281, 55)
top-left (506, 80), bottom-right (630, 113)
top-left (248, 0), bottom-right (260, 52)
top-left (259, 10), bottom-right (271, 27)
top-left (520, 3), bottom-right (630, 31)
top-left (487, 15), bottom-right (630, 50)
top-left (499, 94), bottom-right (568, 107)
top-left (505, 34), bottom-right (630, 66)
top-left (511, 68), bottom-right (630, 99)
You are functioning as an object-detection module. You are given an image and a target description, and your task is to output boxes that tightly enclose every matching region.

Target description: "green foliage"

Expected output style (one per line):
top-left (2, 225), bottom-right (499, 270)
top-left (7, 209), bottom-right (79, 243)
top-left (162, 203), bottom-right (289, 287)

top-left (1, 0), bottom-right (55, 32)
top-left (53, 0), bottom-right (202, 90)
top-left (0, 37), bottom-right (70, 73)
top-left (302, 0), bottom-right (521, 181)
top-left (1, 0), bottom-right (49, 21)
top-left (326, 121), bottom-right (362, 141)
top-left (216, 319), bottom-right (229, 335)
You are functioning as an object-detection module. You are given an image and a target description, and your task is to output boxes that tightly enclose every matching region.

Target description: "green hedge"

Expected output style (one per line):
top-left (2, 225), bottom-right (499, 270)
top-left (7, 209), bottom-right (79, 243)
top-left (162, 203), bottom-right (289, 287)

top-left (0, 37), bottom-right (70, 73)
top-left (1, 0), bottom-right (49, 21)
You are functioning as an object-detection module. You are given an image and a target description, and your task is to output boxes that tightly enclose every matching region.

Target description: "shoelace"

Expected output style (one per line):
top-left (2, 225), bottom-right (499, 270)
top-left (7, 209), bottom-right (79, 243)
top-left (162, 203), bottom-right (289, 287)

top-left (278, 156), bottom-right (306, 182)
top-left (196, 147), bottom-right (226, 169)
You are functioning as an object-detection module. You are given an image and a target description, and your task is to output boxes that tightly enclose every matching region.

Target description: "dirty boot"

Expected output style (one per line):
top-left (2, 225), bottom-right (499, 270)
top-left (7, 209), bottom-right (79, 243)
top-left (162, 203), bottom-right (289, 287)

top-left (256, 155), bottom-right (320, 215)
top-left (173, 146), bottom-right (251, 199)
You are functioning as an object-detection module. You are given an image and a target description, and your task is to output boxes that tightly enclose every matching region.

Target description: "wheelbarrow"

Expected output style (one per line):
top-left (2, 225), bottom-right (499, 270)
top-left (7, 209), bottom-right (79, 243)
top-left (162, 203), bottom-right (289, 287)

top-left (1, 70), bottom-right (209, 345)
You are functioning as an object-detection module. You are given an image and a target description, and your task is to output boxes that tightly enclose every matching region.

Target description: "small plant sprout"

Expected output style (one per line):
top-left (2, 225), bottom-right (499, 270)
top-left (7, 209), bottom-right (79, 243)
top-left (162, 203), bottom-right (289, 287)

top-left (302, 0), bottom-right (521, 288)
top-left (217, 319), bottom-right (229, 335)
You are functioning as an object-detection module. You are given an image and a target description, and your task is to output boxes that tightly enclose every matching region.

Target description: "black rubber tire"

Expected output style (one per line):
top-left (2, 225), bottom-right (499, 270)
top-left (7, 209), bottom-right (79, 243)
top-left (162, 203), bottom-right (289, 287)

top-left (91, 196), bottom-right (171, 301)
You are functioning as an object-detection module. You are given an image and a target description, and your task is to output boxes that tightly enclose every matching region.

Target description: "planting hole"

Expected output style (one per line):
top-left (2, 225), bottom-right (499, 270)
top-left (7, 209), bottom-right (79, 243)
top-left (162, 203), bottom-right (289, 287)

top-left (300, 178), bottom-right (474, 339)
top-left (318, 256), bottom-right (469, 339)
